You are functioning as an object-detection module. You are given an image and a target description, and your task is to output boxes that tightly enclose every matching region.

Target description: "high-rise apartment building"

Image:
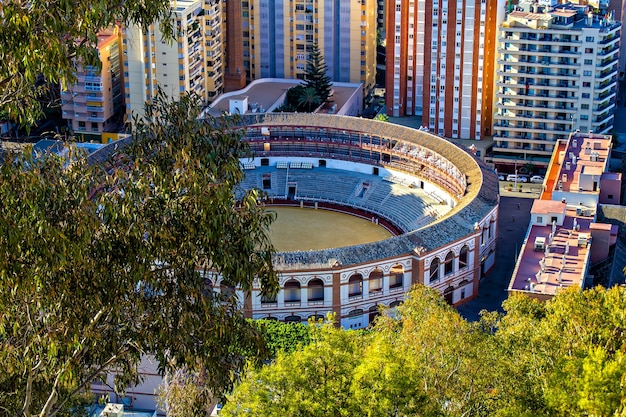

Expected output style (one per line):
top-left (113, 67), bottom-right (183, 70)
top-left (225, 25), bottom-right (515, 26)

top-left (61, 28), bottom-right (123, 141)
top-left (492, 1), bottom-right (620, 170)
top-left (122, 0), bottom-right (224, 119)
top-left (239, 0), bottom-right (377, 94)
top-left (385, 0), bottom-right (499, 139)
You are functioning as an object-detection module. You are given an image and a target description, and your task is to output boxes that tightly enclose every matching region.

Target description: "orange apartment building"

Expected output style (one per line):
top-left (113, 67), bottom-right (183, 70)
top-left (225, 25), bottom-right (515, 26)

top-left (385, 0), bottom-right (500, 139)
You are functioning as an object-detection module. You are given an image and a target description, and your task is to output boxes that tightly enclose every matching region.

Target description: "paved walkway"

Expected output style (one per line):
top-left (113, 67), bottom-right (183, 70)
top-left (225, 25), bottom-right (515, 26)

top-left (457, 196), bottom-right (533, 321)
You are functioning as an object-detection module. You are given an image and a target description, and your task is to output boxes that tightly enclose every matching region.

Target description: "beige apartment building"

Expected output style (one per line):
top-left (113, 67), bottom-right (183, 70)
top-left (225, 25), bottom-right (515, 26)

top-left (61, 28), bottom-right (124, 141)
top-left (122, 0), bottom-right (224, 120)
top-left (238, 0), bottom-right (377, 94)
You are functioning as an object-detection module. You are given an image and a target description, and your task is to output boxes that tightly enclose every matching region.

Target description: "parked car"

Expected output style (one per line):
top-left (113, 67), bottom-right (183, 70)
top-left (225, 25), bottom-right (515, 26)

top-left (498, 174), bottom-right (506, 181)
top-left (530, 175), bottom-right (545, 184)
top-left (506, 174), bottom-right (528, 183)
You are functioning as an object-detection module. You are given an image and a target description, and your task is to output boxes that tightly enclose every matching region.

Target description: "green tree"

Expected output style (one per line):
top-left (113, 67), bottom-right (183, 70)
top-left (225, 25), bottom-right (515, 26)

top-left (221, 321), bottom-right (365, 417)
top-left (0, 0), bottom-right (174, 128)
top-left (491, 286), bottom-right (626, 416)
top-left (303, 44), bottom-right (332, 103)
top-left (374, 113), bottom-right (389, 122)
top-left (297, 87), bottom-right (322, 113)
top-left (252, 319), bottom-right (312, 357)
top-left (0, 90), bottom-right (278, 417)
top-left (156, 364), bottom-right (219, 417)
top-left (222, 286), bottom-right (626, 417)
top-left (222, 287), bottom-right (499, 417)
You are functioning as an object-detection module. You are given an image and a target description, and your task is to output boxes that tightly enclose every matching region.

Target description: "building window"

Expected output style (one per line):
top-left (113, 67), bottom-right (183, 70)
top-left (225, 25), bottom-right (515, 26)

top-left (537, 216), bottom-right (543, 224)
top-left (584, 59), bottom-right (593, 65)
top-left (430, 258), bottom-right (440, 282)
top-left (390, 264), bottom-right (404, 288)
top-left (585, 48), bottom-right (594, 53)
top-left (583, 70), bottom-right (592, 76)
top-left (608, 194), bottom-right (614, 200)
top-left (581, 104), bottom-right (589, 110)
top-left (582, 93), bottom-right (590, 98)
top-left (307, 278), bottom-right (324, 302)
top-left (284, 279), bottom-right (301, 303)
top-left (459, 245), bottom-right (469, 269)
top-left (586, 36), bottom-right (594, 42)
top-left (348, 274), bottom-right (363, 297)
top-left (444, 251), bottom-right (454, 275)
top-left (285, 315), bottom-right (301, 323)
top-left (369, 269), bottom-right (383, 293)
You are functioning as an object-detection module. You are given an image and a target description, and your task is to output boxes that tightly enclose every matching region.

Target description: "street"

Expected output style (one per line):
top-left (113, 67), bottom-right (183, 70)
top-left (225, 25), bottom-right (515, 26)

top-left (457, 195), bottom-right (534, 321)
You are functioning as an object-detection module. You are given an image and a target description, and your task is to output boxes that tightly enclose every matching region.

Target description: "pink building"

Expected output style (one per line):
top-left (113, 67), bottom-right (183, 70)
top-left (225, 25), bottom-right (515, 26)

top-left (508, 131), bottom-right (620, 300)
top-left (61, 28), bottom-right (124, 141)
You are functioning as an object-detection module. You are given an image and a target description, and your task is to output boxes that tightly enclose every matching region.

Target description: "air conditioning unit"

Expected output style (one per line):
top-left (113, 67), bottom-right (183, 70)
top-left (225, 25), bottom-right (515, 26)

top-left (101, 404), bottom-right (124, 417)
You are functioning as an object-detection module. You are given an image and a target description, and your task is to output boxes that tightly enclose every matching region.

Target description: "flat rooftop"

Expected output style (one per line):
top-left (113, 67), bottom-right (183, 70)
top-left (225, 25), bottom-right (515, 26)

top-left (509, 207), bottom-right (592, 296)
top-left (203, 78), bottom-right (361, 117)
top-left (553, 132), bottom-right (611, 193)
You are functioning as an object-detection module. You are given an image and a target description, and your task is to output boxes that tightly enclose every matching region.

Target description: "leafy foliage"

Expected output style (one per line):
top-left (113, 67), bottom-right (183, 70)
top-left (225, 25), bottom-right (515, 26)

top-left (0, 0), bottom-right (173, 127)
top-left (374, 113), bottom-right (389, 122)
top-left (296, 87), bottom-right (322, 113)
top-left (222, 285), bottom-right (626, 417)
top-left (0, 91), bottom-right (278, 417)
top-left (252, 319), bottom-right (312, 357)
top-left (303, 43), bottom-right (332, 103)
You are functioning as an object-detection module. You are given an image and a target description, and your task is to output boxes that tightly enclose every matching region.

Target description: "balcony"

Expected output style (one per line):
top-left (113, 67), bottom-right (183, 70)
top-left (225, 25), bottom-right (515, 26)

top-left (86, 95), bottom-right (104, 102)
top-left (86, 106), bottom-right (104, 112)
top-left (84, 75), bottom-right (102, 83)
top-left (87, 116), bottom-right (105, 122)
top-left (284, 301), bottom-right (301, 307)
top-left (593, 101), bottom-right (615, 113)
top-left (597, 89), bottom-right (617, 101)
top-left (598, 55), bottom-right (619, 68)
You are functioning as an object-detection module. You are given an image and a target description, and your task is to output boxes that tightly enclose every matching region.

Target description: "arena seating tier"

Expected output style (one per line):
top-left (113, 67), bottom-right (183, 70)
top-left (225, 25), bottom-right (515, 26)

top-left (239, 166), bottom-right (445, 233)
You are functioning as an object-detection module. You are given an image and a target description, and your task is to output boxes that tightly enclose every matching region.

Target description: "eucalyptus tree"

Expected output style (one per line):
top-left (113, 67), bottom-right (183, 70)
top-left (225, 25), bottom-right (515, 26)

top-left (0, 91), bottom-right (278, 417)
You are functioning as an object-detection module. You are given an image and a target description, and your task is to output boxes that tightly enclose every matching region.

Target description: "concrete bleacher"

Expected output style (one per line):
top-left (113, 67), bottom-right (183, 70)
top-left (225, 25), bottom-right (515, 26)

top-left (239, 165), bottom-right (448, 233)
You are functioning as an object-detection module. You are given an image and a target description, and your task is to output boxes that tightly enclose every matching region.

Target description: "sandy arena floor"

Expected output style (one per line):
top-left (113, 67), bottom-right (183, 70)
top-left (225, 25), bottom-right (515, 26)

top-left (267, 206), bottom-right (393, 252)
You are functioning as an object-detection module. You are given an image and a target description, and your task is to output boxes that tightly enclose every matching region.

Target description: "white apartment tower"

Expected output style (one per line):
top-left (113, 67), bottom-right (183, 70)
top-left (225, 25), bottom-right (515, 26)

top-left (492, 0), bottom-right (620, 170)
top-left (122, 0), bottom-right (224, 119)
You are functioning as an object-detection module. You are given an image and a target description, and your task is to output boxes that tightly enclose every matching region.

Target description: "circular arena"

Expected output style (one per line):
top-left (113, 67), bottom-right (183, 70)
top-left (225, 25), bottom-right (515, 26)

top-left (90, 113), bottom-right (499, 329)
top-left (232, 114), bottom-right (499, 329)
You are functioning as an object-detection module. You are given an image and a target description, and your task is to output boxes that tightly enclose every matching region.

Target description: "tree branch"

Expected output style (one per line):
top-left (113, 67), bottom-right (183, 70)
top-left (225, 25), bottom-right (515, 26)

top-left (47, 347), bottom-right (133, 417)
top-left (22, 359), bottom-right (43, 417)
